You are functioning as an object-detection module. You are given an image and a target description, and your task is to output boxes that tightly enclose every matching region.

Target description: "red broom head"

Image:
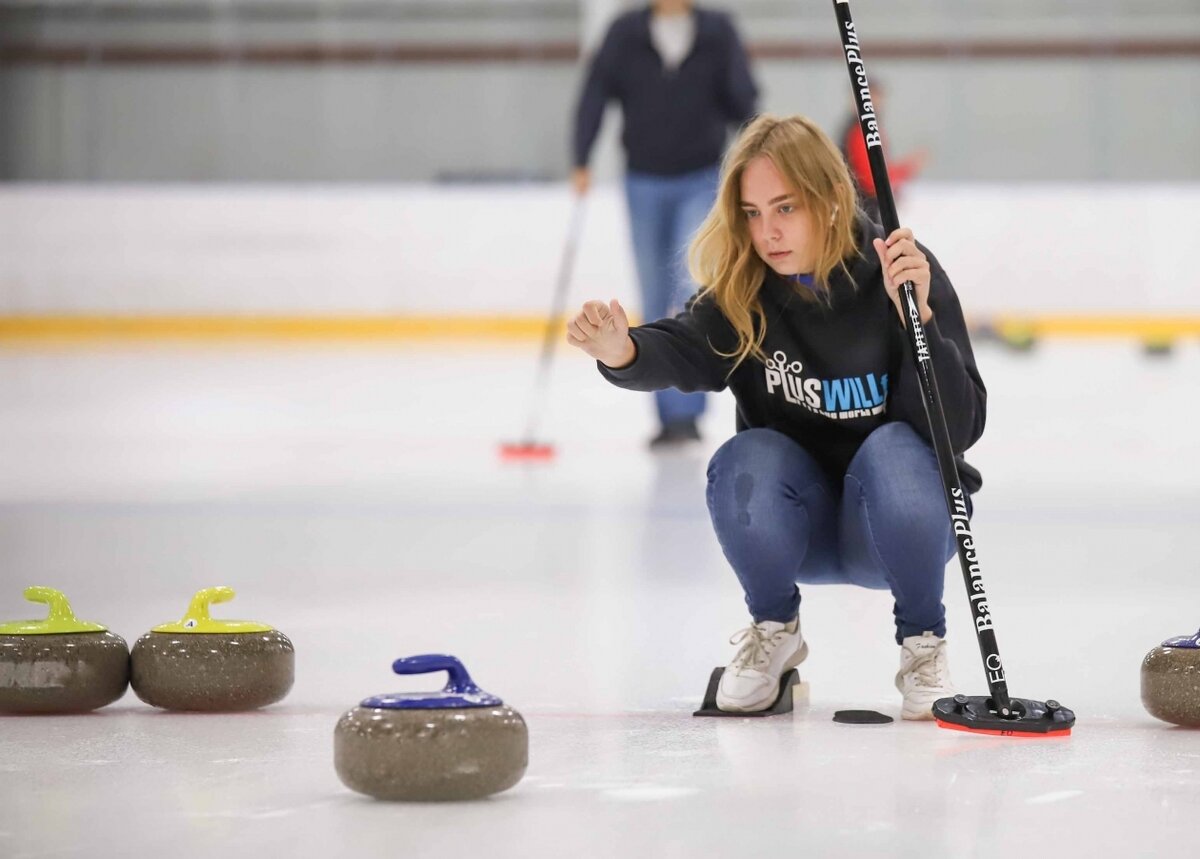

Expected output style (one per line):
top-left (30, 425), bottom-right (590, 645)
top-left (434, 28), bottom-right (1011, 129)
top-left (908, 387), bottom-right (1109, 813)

top-left (499, 441), bottom-right (556, 461)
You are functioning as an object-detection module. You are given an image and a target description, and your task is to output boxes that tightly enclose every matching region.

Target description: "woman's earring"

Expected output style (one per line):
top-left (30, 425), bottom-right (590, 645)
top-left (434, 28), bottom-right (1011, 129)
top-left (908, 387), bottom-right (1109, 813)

top-left (830, 205), bottom-right (839, 224)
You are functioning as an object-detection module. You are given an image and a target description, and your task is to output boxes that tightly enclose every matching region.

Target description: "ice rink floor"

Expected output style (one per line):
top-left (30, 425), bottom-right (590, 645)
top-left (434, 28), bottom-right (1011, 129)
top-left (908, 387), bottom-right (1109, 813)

top-left (1, 337), bottom-right (1198, 857)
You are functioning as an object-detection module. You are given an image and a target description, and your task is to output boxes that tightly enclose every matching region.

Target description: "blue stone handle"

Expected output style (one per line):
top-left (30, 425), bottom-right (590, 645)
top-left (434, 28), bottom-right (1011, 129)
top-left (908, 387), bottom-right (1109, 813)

top-left (391, 654), bottom-right (480, 694)
top-left (1161, 629), bottom-right (1200, 649)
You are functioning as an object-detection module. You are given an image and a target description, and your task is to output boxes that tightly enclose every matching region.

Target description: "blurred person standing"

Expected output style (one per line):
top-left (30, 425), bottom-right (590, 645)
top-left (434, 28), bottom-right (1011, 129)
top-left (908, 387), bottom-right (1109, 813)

top-left (838, 83), bottom-right (927, 225)
top-left (572, 0), bottom-right (758, 448)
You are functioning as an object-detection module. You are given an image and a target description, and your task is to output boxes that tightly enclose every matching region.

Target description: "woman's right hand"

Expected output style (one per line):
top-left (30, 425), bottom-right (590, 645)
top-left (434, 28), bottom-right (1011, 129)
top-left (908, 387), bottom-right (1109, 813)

top-left (566, 299), bottom-right (636, 369)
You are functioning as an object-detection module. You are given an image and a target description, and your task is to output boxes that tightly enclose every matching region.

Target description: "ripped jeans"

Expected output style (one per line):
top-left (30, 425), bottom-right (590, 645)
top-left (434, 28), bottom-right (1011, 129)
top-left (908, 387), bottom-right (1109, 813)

top-left (705, 423), bottom-right (965, 644)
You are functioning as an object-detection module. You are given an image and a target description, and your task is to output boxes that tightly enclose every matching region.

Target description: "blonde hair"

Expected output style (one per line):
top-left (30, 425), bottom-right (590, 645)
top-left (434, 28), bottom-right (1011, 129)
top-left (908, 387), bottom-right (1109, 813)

top-left (688, 114), bottom-right (859, 369)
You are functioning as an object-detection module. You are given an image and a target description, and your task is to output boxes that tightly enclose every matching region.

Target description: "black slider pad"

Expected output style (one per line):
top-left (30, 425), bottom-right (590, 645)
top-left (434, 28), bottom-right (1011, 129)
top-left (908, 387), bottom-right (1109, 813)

top-left (833, 709), bottom-right (893, 724)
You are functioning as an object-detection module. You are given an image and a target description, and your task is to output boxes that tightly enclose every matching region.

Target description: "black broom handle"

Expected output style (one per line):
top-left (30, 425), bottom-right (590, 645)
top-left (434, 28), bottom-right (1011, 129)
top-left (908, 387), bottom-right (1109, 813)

top-left (832, 0), bottom-right (1013, 717)
top-left (521, 197), bottom-right (587, 443)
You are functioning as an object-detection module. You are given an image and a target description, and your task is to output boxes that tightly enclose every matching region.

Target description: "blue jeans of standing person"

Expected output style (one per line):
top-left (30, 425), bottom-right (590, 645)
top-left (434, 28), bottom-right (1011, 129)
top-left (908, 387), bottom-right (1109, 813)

top-left (706, 423), bottom-right (966, 644)
top-left (624, 165), bottom-right (719, 429)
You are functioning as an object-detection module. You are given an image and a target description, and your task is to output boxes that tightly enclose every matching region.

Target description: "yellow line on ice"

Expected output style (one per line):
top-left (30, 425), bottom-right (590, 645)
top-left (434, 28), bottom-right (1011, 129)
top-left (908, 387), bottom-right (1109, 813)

top-left (0, 315), bottom-right (564, 342)
top-left (0, 314), bottom-right (1196, 343)
top-left (992, 315), bottom-right (1200, 343)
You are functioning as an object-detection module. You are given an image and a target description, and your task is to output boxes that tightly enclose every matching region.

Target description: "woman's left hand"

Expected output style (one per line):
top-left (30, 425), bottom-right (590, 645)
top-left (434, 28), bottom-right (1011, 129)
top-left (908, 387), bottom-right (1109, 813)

top-left (873, 227), bottom-right (932, 326)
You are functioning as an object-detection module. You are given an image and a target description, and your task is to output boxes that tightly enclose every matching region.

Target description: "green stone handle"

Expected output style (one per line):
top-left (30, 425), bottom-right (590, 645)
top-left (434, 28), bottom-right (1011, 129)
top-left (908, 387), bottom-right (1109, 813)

top-left (0, 587), bottom-right (107, 635)
top-left (152, 586), bottom-right (273, 634)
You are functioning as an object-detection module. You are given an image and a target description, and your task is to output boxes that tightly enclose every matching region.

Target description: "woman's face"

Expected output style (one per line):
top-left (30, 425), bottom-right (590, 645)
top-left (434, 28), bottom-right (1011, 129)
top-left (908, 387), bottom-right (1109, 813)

top-left (739, 154), bottom-right (817, 276)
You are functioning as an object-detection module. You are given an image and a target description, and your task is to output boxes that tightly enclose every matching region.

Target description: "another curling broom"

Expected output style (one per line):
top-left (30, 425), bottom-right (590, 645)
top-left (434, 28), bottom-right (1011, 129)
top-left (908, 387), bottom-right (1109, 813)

top-left (830, 0), bottom-right (1074, 736)
top-left (500, 196), bottom-right (587, 461)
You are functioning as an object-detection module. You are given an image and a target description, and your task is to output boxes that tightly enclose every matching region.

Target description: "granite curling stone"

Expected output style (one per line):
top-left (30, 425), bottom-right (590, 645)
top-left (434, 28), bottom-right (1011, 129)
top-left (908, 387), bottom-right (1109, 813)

top-left (0, 587), bottom-right (129, 714)
top-left (335, 654), bottom-right (528, 801)
top-left (131, 586), bottom-right (294, 712)
top-left (1142, 628), bottom-right (1200, 727)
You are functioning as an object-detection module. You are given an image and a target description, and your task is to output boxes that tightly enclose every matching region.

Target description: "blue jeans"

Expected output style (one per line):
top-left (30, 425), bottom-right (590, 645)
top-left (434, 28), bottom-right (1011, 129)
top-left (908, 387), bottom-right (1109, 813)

top-left (706, 423), bottom-right (965, 644)
top-left (624, 165), bottom-right (719, 428)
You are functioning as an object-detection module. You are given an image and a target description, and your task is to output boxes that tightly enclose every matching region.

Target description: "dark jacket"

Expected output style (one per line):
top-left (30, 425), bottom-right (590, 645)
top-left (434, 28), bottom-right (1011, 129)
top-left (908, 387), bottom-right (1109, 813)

top-left (573, 6), bottom-right (758, 176)
top-left (599, 217), bottom-right (986, 492)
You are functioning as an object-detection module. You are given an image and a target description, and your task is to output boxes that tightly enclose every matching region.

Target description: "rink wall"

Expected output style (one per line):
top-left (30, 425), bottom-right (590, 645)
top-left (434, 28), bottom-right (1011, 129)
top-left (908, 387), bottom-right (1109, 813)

top-left (0, 183), bottom-right (1197, 337)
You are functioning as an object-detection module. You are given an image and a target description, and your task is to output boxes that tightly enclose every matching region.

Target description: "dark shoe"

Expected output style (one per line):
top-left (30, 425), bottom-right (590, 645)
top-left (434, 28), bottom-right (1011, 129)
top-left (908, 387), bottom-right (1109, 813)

top-left (648, 419), bottom-right (701, 449)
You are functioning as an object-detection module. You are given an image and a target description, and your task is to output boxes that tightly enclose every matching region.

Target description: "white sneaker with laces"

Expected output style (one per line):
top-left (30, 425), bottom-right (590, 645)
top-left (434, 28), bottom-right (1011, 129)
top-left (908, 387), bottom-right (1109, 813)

top-left (716, 616), bottom-right (808, 713)
top-left (896, 631), bottom-right (954, 720)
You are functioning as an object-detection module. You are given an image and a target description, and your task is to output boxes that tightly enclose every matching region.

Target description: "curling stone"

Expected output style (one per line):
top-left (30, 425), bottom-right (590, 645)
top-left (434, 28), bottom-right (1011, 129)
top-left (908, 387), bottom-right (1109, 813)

top-left (131, 586), bottom-right (293, 712)
top-left (334, 655), bottom-right (527, 801)
top-left (995, 320), bottom-right (1036, 353)
top-left (1141, 628), bottom-right (1200, 727)
top-left (1141, 336), bottom-right (1174, 358)
top-left (0, 587), bottom-right (129, 714)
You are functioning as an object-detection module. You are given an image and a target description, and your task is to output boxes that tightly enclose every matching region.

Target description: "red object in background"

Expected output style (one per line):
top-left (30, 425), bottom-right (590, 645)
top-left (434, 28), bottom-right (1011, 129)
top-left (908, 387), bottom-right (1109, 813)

top-left (499, 442), bottom-right (556, 461)
top-left (843, 121), bottom-right (921, 199)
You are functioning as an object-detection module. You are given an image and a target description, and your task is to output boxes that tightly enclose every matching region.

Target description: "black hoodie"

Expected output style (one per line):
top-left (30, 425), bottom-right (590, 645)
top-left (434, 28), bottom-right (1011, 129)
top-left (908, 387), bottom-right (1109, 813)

top-left (599, 218), bottom-right (986, 493)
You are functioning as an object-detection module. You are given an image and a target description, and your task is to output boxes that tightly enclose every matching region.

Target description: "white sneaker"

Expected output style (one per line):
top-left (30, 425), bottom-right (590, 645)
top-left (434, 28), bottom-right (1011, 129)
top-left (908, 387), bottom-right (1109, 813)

top-left (716, 617), bottom-right (808, 712)
top-left (896, 631), bottom-right (954, 721)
